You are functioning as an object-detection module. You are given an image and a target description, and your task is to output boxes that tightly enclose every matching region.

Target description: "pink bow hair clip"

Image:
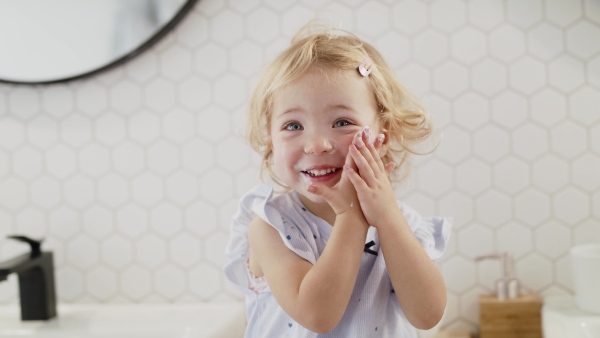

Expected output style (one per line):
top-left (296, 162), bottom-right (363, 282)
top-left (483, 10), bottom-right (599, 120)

top-left (358, 57), bottom-right (373, 77)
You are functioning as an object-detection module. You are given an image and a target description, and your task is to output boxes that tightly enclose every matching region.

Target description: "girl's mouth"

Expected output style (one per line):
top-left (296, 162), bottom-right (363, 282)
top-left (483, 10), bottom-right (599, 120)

top-left (301, 167), bottom-right (342, 182)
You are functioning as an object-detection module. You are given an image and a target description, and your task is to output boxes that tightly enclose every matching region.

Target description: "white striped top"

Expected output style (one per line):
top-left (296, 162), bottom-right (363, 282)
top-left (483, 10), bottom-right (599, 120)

top-left (224, 184), bottom-right (452, 338)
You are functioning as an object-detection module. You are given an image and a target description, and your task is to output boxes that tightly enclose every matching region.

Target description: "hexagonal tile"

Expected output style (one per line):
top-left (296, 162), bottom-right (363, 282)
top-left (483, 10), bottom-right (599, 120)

top-left (200, 169), bottom-right (233, 205)
top-left (116, 204), bottom-right (149, 238)
top-left (473, 125), bottom-right (509, 163)
top-left (590, 56), bottom-right (600, 89)
top-left (413, 30), bottom-right (448, 67)
top-left (512, 123), bottom-right (548, 160)
top-left (190, 263), bottom-right (221, 299)
top-left (166, 171), bottom-right (198, 206)
top-left (231, 41), bottom-right (264, 77)
top-left (455, 159), bottom-right (491, 196)
top-left (131, 173), bottom-right (164, 207)
top-left (170, 234), bottom-right (201, 268)
top-left (16, 208), bottom-right (46, 237)
top-left (280, 5), bottom-right (313, 38)
top-left (491, 91), bottom-right (527, 129)
top-left (531, 89), bottom-right (566, 127)
top-left (159, 46), bottom-right (192, 81)
top-left (144, 78), bottom-right (176, 112)
top-left (101, 235), bottom-right (133, 269)
top-left (551, 121), bottom-right (586, 159)
top-left (67, 235), bottom-right (99, 269)
top-left (110, 81), bottom-right (142, 114)
top-left (507, 0), bottom-right (542, 28)
top-left (415, 159), bottom-right (453, 197)
top-left (376, 32), bottom-right (410, 68)
top-left (129, 111), bottom-right (161, 145)
top-left (197, 106), bottom-right (231, 143)
top-left (10, 87), bottom-right (41, 119)
top-left (74, 82), bottom-right (108, 115)
top-left (12, 146), bottom-right (42, 179)
top-left (497, 222), bottom-right (533, 259)
top-left (459, 286), bottom-right (488, 324)
top-left (148, 141), bottom-right (179, 175)
top-left (136, 234), bottom-right (167, 268)
top-left (439, 192), bottom-right (473, 230)
top-left (554, 255), bottom-right (573, 292)
top-left (0, 119), bottom-right (24, 149)
top-left (399, 64), bottom-right (431, 95)
top-left (451, 27), bottom-right (486, 65)
top-left (593, 124), bottom-right (600, 154)
top-left (574, 220), bottom-right (600, 246)
top-left (164, 109), bottom-right (197, 144)
top-left (83, 206), bottom-right (113, 240)
top-left (467, 0), bottom-right (504, 31)
top-left (471, 59), bottom-right (507, 97)
top-left (204, 231), bottom-right (229, 267)
top-left (404, 192), bottom-right (436, 217)
top-left (214, 74), bottom-right (246, 109)
top-left (155, 267), bottom-right (187, 302)
top-left (441, 256), bottom-right (476, 293)
top-left (194, 43), bottom-right (227, 79)
top-left (64, 175), bottom-right (95, 208)
top-left (569, 88), bottom-right (600, 125)
top-left (545, 0), bottom-right (582, 27)
top-left (489, 25), bottom-right (525, 62)
top-left (548, 56), bottom-right (585, 93)
top-left (532, 155), bottom-right (569, 193)
top-left (56, 267), bottom-right (83, 301)
top-left (86, 266), bottom-right (117, 300)
top-left (0, 152), bottom-right (7, 180)
top-left (572, 154), bottom-right (600, 192)
top-left (211, 10), bottom-right (244, 46)
top-left (535, 221), bottom-right (571, 259)
top-left (27, 117), bottom-right (58, 149)
top-left (391, 0), bottom-right (427, 35)
top-left (476, 190), bottom-right (511, 228)
top-left (41, 85), bottom-right (72, 118)
top-left (431, 0), bottom-right (466, 32)
top-left (95, 113), bottom-right (126, 146)
top-left (0, 177), bottom-right (27, 210)
top-left (179, 77), bottom-right (211, 111)
top-left (61, 115), bottom-right (92, 148)
top-left (120, 266), bottom-right (152, 300)
top-left (215, 136), bottom-right (251, 174)
top-left (31, 176), bottom-right (61, 209)
top-left (514, 189), bottom-right (550, 226)
top-left (516, 254), bottom-right (553, 291)
top-left (97, 174), bottom-right (131, 209)
top-left (124, 51), bottom-right (158, 83)
top-left (553, 187), bottom-right (589, 224)
top-left (113, 142), bottom-right (144, 177)
top-left (509, 57), bottom-right (546, 95)
top-left (79, 144), bottom-right (110, 178)
top-left (566, 21), bottom-right (600, 58)
top-left (182, 139), bottom-right (214, 174)
top-left (150, 203), bottom-right (182, 237)
top-left (458, 224), bottom-right (494, 259)
top-left (186, 201), bottom-right (218, 237)
top-left (246, 8), bottom-right (279, 44)
top-left (434, 62), bottom-right (469, 98)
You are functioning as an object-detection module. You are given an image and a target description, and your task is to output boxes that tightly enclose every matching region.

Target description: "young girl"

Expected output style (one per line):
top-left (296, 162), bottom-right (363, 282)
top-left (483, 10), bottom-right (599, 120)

top-left (225, 24), bottom-right (452, 338)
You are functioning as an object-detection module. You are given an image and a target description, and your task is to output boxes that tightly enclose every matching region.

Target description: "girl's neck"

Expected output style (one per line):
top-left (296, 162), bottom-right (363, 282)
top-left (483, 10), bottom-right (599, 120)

top-left (297, 193), bottom-right (337, 226)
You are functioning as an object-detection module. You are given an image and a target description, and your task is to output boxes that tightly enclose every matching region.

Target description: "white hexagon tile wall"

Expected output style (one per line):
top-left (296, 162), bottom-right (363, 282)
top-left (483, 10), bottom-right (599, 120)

top-left (0, 0), bottom-right (599, 333)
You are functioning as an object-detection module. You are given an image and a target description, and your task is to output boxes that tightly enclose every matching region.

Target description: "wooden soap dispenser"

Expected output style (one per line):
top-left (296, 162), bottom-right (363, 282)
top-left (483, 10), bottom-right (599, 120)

top-left (475, 252), bottom-right (542, 338)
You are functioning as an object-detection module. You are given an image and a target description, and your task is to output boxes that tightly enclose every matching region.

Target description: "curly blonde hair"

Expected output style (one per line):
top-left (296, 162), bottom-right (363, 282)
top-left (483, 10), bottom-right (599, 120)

top-left (246, 24), bottom-right (433, 188)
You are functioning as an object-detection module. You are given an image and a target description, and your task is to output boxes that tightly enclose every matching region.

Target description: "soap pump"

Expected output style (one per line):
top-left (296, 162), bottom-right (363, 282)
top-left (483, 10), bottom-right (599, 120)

top-left (475, 252), bottom-right (520, 300)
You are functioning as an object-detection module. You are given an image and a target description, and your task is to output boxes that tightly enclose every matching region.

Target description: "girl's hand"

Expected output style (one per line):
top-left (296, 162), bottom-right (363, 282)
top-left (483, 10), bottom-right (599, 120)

top-left (346, 127), bottom-right (397, 227)
top-left (306, 132), bottom-right (362, 217)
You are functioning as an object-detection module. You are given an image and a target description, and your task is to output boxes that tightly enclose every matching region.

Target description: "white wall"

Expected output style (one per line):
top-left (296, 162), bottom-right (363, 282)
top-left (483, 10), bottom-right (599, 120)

top-left (0, 0), bottom-right (599, 333)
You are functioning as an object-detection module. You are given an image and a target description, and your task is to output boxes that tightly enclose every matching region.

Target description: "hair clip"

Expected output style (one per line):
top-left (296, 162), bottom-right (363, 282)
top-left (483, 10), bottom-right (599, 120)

top-left (358, 57), bottom-right (373, 77)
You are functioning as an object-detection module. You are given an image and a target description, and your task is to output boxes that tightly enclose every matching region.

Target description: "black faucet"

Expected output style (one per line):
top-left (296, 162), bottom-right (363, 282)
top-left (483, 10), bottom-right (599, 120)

top-left (0, 235), bottom-right (57, 320)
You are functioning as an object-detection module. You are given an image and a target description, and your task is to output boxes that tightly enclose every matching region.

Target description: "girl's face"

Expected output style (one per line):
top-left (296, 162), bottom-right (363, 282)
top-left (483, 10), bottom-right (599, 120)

top-left (269, 69), bottom-right (382, 205)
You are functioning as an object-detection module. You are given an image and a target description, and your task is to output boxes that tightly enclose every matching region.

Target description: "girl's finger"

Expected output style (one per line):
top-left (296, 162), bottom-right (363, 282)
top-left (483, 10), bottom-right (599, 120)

top-left (350, 144), bottom-right (376, 187)
top-left (345, 164), bottom-right (368, 192)
top-left (356, 128), bottom-right (382, 176)
top-left (384, 162), bottom-right (396, 175)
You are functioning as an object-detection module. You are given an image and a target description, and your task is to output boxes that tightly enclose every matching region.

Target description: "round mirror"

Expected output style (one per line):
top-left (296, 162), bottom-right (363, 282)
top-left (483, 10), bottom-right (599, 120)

top-left (0, 0), bottom-right (198, 85)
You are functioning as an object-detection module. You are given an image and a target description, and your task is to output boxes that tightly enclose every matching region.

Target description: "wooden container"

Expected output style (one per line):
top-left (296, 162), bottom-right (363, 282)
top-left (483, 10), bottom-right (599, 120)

top-left (433, 329), bottom-right (473, 337)
top-left (479, 293), bottom-right (542, 338)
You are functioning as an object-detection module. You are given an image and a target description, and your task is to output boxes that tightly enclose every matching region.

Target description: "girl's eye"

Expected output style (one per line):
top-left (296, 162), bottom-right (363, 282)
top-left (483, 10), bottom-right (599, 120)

top-left (284, 122), bottom-right (303, 131)
top-left (333, 119), bottom-right (352, 127)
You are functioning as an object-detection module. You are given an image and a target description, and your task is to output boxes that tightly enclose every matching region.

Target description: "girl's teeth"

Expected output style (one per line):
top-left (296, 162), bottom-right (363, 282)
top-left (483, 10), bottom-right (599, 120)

top-left (307, 168), bottom-right (337, 176)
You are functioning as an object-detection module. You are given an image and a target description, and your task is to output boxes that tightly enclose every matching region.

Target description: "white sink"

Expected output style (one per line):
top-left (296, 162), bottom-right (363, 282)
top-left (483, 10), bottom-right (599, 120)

top-left (543, 296), bottom-right (600, 338)
top-left (0, 302), bottom-right (246, 338)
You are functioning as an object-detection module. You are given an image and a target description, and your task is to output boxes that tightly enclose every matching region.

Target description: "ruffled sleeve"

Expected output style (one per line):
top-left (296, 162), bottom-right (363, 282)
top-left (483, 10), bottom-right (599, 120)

top-left (399, 202), bottom-right (452, 261)
top-left (224, 184), bottom-right (319, 294)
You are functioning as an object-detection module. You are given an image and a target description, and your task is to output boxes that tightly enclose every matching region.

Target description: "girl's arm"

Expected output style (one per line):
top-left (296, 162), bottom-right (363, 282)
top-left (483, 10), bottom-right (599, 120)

top-left (346, 129), bottom-right (446, 329)
top-left (248, 209), bottom-right (368, 333)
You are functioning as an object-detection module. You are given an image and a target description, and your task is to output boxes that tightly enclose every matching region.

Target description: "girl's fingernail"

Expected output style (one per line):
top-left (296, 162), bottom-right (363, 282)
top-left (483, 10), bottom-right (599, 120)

top-left (355, 137), bottom-right (364, 148)
top-left (377, 134), bottom-right (385, 143)
top-left (362, 126), bottom-right (371, 138)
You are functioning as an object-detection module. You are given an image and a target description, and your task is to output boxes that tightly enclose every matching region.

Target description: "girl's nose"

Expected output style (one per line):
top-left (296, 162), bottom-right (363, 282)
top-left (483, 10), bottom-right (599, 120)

top-left (304, 137), bottom-right (334, 154)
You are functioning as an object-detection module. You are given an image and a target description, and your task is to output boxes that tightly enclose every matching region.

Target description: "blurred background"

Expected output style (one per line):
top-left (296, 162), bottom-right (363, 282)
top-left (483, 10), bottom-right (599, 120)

top-left (0, 0), bottom-right (599, 333)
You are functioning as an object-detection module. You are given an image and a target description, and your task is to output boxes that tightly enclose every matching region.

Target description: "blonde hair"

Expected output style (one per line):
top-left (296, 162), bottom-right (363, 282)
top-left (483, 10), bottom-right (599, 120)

top-left (247, 24), bottom-right (433, 188)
